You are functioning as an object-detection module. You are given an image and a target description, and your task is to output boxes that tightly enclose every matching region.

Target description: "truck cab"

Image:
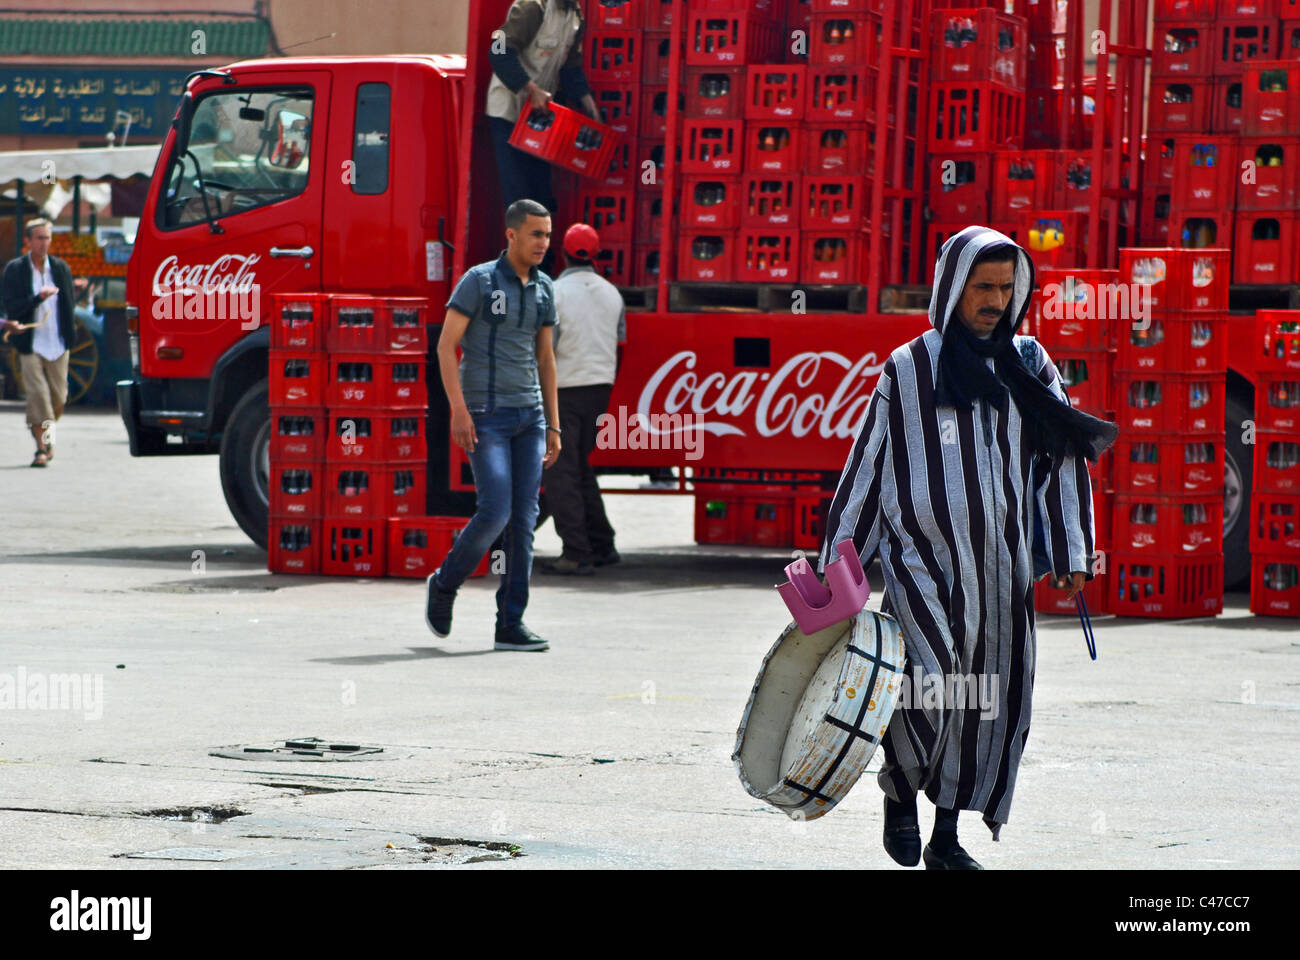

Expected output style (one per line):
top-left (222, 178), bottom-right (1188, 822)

top-left (118, 55), bottom-right (465, 546)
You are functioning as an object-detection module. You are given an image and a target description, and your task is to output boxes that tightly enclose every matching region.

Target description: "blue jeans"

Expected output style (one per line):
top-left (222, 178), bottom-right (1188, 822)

top-left (434, 406), bottom-right (546, 628)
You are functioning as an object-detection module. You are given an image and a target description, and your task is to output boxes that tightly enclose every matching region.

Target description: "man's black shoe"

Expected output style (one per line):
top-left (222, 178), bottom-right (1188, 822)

top-left (541, 556), bottom-right (594, 576)
top-left (494, 622), bottom-right (549, 652)
top-left (592, 549), bottom-right (621, 567)
top-left (425, 574), bottom-right (456, 638)
top-left (882, 797), bottom-right (921, 867)
top-left (922, 842), bottom-right (984, 870)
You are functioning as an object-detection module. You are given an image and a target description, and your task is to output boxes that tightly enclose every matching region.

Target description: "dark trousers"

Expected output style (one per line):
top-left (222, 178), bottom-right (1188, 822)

top-left (489, 116), bottom-right (556, 212)
top-left (543, 384), bottom-right (616, 564)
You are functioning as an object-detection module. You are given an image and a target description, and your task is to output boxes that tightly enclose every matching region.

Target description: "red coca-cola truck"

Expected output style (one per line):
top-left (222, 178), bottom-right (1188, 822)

top-left (116, 3), bottom-right (1263, 587)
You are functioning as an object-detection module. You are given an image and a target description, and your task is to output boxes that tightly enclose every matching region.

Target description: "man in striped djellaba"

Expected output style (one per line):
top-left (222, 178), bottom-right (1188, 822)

top-left (819, 226), bottom-right (1117, 869)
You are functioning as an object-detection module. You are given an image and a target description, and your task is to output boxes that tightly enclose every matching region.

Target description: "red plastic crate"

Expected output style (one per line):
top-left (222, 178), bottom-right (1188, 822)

top-left (744, 122), bottom-right (802, 173)
top-left (741, 173), bottom-right (800, 228)
top-left (1212, 77), bottom-right (1244, 132)
top-left (1256, 431), bottom-right (1300, 491)
top-left (1217, 19), bottom-right (1280, 74)
top-left (1110, 552), bottom-right (1224, 618)
top-left (1113, 495), bottom-right (1222, 555)
top-left (1218, 0), bottom-right (1283, 16)
top-left (588, 0), bottom-right (639, 29)
top-left (641, 31), bottom-right (678, 84)
top-left (1116, 314), bottom-right (1228, 374)
top-left (1139, 192), bottom-right (1172, 246)
top-left (270, 406), bottom-right (326, 462)
top-left (1156, 0), bottom-right (1216, 15)
top-left (678, 230), bottom-right (737, 282)
top-left (270, 461), bottom-right (322, 519)
top-left (1256, 309), bottom-right (1300, 371)
top-left (928, 81), bottom-right (1024, 151)
top-left (329, 295), bottom-right (423, 354)
top-left (587, 30), bottom-right (641, 83)
top-left (591, 83), bottom-right (637, 135)
top-left (685, 66), bottom-right (746, 118)
top-left (1148, 135), bottom-right (1176, 188)
top-left (929, 8), bottom-right (1027, 88)
top-left (1243, 60), bottom-right (1300, 135)
top-left (803, 123), bottom-right (870, 175)
top-left (736, 229), bottom-right (800, 282)
top-left (636, 188), bottom-right (670, 239)
top-left (601, 138), bottom-right (637, 186)
top-left (1032, 268), bottom-right (1120, 351)
top-left (1235, 211), bottom-right (1298, 283)
top-left (1033, 571), bottom-right (1110, 616)
top-left (269, 349), bottom-right (325, 407)
top-left (556, 111), bottom-right (624, 180)
top-left (322, 517), bottom-right (387, 577)
top-left (386, 517), bottom-right (491, 580)
top-left (1118, 247), bottom-right (1231, 313)
top-left (325, 409), bottom-right (426, 464)
top-left (1026, 33), bottom-right (1066, 89)
top-left (383, 298), bottom-right (429, 354)
top-left (325, 354), bottom-right (427, 409)
top-left (1049, 349), bottom-right (1112, 412)
top-left (640, 84), bottom-right (681, 139)
top-left (1148, 77), bottom-right (1213, 134)
top-left (1257, 371), bottom-right (1300, 429)
top-left (1170, 136), bottom-right (1238, 212)
top-left (1053, 151), bottom-right (1104, 213)
top-left (1113, 434), bottom-right (1223, 496)
top-left (801, 176), bottom-right (867, 229)
top-left (1285, 18), bottom-right (1300, 60)
top-left (811, 0), bottom-right (873, 11)
top-left (576, 188), bottom-right (635, 243)
top-left (324, 464), bottom-right (425, 520)
top-left (593, 242), bottom-right (634, 286)
top-left (1175, 210), bottom-right (1236, 254)
top-left (1019, 210), bottom-right (1094, 272)
top-left (1024, 80), bottom-right (1116, 150)
top-left (270, 293), bottom-right (327, 350)
top-left (1251, 553), bottom-right (1300, 616)
top-left (928, 153), bottom-right (991, 221)
top-left (269, 516), bottom-right (321, 575)
top-left (807, 66), bottom-right (875, 123)
top-left (1027, 0), bottom-right (1069, 31)
top-left (809, 12), bottom-right (876, 65)
top-left (1115, 373), bottom-right (1226, 434)
top-left (633, 243), bottom-right (662, 287)
top-left (991, 149), bottom-right (1054, 218)
top-left (642, 0), bottom-right (677, 31)
top-left (685, 10), bottom-right (781, 66)
top-left (745, 65), bottom-right (807, 121)
top-left (696, 0), bottom-right (786, 17)
top-left (682, 176), bottom-right (741, 229)
top-left (509, 100), bottom-right (577, 165)
top-left (682, 118), bottom-right (744, 173)
top-left (743, 494), bottom-right (795, 547)
top-left (1237, 136), bottom-right (1299, 207)
top-left (801, 230), bottom-right (864, 284)
top-left (1152, 21), bottom-right (1214, 76)
top-left (694, 488), bottom-right (743, 544)
top-left (1251, 493), bottom-right (1300, 552)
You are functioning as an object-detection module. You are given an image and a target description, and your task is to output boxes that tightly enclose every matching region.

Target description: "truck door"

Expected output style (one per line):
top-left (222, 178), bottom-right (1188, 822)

top-left (138, 71), bottom-right (331, 381)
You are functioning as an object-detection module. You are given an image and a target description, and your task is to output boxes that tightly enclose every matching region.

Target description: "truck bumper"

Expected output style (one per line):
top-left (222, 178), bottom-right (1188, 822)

top-left (116, 378), bottom-right (212, 456)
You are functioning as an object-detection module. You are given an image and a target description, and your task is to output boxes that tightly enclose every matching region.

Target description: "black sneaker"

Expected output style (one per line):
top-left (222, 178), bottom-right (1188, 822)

top-left (592, 549), bottom-right (621, 567)
top-left (541, 556), bottom-right (594, 576)
top-left (494, 622), bottom-right (549, 652)
top-left (425, 574), bottom-right (456, 638)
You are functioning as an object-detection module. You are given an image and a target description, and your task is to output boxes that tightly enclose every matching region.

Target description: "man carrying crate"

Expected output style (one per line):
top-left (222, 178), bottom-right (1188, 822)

top-left (487, 0), bottom-right (602, 214)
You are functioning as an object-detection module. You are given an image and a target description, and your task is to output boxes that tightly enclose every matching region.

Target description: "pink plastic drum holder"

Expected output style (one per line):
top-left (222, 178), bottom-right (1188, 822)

top-left (777, 539), bottom-right (871, 635)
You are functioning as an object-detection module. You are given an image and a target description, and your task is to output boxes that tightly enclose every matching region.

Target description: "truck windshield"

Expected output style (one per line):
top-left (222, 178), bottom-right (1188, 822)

top-left (159, 87), bottom-right (314, 230)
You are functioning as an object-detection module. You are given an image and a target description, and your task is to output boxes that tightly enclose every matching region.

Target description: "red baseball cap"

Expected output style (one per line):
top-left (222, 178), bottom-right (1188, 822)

top-left (564, 223), bottom-right (601, 260)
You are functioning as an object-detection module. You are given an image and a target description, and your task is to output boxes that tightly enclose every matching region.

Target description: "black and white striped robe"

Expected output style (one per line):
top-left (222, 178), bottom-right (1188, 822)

top-left (819, 226), bottom-right (1095, 839)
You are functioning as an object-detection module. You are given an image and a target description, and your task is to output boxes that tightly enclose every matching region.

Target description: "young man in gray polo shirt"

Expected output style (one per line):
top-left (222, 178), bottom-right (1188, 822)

top-left (426, 199), bottom-right (562, 651)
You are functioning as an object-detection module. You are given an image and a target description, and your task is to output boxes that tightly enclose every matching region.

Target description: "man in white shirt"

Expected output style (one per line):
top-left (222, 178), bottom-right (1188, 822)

top-left (540, 223), bottom-right (625, 575)
top-left (1, 219), bottom-right (83, 467)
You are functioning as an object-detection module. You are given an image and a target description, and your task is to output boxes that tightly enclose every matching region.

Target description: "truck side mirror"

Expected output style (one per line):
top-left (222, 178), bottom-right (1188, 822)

top-left (173, 92), bottom-right (194, 155)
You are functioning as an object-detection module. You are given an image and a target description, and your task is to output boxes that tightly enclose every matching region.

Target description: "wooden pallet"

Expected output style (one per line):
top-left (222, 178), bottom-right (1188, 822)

top-left (668, 283), bottom-right (869, 313)
top-left (619, 286), bottom-right (658, 312)
top-left (1228, 284), bottom-right (1300, 312)
top-left (878, 284), bottom-right (932, 313)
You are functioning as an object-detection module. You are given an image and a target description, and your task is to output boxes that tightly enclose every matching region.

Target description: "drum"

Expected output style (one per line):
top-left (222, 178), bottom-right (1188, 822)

top-left (733, 607), bottom-right (905, 821)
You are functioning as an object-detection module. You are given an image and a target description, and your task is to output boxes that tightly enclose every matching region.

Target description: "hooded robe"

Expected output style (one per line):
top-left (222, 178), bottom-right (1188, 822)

top-left (818, 226), bottom-right (1095, 838)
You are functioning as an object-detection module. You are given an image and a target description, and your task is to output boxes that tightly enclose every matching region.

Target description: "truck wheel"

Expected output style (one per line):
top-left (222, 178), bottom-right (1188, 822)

top-left (219, 379), bottom-right (270, 550)
top-left (1223, 389), bottom-right (1253, 590)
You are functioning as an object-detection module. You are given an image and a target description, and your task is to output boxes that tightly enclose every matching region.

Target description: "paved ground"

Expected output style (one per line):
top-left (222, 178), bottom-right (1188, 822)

top-left (0, 403), bottom-right (1297, 870)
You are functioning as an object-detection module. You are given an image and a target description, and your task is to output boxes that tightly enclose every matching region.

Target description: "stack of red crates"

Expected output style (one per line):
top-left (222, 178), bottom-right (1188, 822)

top-left (1106, 247), bottom-right (1231, 617)
top-left (267, 292), bottom-right (431, 577)
top-left (1250, 309), bottom-right (1300, 615)
top-left (926, 6), bottom-right (1028, 265)
top-left (1030, 267), bottom-right (1118, 615)
top-left (1236, 58), bottom-right (1300, 281)
top-left (693, 470), bottom-right (827, 549)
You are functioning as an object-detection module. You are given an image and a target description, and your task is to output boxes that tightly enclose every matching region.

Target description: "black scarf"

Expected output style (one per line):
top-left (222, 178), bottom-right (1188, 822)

top-left (935, 312), bottom-right (1118, 464)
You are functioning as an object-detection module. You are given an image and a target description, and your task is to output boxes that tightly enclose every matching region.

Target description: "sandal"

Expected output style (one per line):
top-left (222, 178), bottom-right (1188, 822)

top-left (42, 445), bottom-right (53, 461)
top-left (30, 451), bottom-right (48, 468)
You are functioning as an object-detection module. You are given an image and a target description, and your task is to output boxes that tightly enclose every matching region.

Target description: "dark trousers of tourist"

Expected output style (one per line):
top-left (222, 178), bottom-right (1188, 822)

top-left (543, 384), bottom-right (616, 564)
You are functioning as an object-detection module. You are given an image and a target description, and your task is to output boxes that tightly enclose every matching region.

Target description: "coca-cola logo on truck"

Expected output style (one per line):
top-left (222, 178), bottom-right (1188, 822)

top-left (151, 254), bottom-right (261, 327)
top-left (636, 350), bottom-right (886, 440)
